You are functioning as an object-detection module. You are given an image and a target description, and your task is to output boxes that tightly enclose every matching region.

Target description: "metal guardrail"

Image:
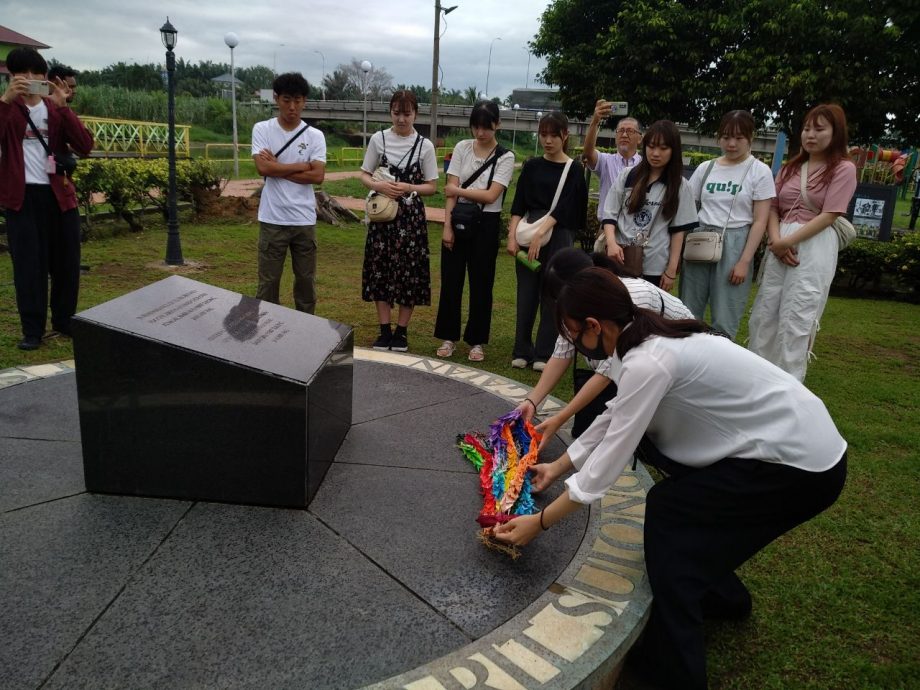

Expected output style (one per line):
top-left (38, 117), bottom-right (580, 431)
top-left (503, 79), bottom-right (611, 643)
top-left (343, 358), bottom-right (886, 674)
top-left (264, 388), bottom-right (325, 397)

top-left (81, 117), bottom-right (191, 158)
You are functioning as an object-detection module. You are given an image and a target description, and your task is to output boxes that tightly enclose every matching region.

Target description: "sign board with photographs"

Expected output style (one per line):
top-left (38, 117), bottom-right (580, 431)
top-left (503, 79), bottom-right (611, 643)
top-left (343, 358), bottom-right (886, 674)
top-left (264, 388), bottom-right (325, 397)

top-left (847, 183), bottom-right (899, 241)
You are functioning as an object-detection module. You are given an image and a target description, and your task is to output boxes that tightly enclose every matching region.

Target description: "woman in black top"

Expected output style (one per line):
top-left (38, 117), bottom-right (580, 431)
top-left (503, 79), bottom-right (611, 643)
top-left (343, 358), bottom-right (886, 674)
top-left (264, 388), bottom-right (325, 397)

top-left (506, 111), bottom-right (588, 371)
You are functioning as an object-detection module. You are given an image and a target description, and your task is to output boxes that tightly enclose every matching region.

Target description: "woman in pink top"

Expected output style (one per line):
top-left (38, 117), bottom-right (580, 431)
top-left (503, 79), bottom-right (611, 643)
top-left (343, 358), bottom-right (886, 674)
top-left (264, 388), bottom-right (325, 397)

top-left (748, 104), bottom-right (857, 381)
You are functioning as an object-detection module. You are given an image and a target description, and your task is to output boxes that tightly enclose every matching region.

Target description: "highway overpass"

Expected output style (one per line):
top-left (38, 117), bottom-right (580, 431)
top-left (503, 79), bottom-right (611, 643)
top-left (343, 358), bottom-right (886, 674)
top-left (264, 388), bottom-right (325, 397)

top-left (298, 100), bottom-right (784, 155)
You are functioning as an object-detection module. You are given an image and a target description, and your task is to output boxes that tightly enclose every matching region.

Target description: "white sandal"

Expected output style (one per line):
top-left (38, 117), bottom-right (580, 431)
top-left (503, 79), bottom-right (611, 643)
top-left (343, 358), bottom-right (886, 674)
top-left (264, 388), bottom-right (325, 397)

top-left (436, 340), bottom-right (455, 358)
top-left (468, 345), bottom-right (484, 362)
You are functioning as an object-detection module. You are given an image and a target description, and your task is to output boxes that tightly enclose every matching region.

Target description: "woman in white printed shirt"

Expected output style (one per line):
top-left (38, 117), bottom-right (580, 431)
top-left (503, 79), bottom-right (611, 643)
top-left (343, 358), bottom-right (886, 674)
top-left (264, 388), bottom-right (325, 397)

top-left (680, 110), bottom-right (775, 339)
top-left (600, 120), bottom-right (697, 291)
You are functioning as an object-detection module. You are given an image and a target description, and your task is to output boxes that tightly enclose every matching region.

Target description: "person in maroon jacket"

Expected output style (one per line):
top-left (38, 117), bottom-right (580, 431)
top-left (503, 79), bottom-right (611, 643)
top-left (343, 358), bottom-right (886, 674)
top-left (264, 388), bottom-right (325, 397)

top-left (1, 47), bottom-right (93, 350)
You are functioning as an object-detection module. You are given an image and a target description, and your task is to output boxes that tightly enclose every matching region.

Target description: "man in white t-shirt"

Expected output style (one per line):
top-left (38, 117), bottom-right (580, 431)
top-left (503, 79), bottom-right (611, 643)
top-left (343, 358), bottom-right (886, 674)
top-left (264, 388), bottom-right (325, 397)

top-left (583, 100), bottom-right (642, 221)
top-left (251, 72), bottom-right (326, 313)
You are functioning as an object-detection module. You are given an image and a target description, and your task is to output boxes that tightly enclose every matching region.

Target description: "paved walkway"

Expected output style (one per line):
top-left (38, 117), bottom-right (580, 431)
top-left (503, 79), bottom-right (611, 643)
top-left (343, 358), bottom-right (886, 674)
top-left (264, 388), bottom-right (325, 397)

top-left (221, 176), bottom-right (447, 224)
top-left (1, 349), bottom-right (652, 690)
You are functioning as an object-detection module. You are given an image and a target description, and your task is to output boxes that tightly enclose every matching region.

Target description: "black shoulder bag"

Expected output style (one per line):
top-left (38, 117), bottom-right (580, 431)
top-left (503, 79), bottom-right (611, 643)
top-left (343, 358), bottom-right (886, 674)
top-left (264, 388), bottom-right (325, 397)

top-left (450, 146), bottom-right (507, 241)
top-left (24, 109), bottom-right (77, 177)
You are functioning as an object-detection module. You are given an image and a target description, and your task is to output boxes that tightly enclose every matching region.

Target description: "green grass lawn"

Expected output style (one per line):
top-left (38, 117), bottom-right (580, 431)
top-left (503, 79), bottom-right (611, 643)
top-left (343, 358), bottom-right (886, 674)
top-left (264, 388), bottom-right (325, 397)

top-left (0, 216), bottom-right (917, 688)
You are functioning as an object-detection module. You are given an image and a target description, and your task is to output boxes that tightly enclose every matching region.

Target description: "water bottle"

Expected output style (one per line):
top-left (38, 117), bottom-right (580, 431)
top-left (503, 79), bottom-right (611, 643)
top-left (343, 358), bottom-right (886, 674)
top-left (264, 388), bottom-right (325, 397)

top-left (515, 250), bottom-right (541, 271)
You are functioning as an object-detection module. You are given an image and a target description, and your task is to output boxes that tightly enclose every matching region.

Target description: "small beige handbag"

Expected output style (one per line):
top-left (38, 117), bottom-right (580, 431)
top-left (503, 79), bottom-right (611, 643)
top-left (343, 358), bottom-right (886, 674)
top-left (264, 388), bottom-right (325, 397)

top-left (684, 158), bottom-right (755, 263)
top-left (515, 158), bottom-right (573, 248)
top-left (365, 166), bottom-right (398, 223)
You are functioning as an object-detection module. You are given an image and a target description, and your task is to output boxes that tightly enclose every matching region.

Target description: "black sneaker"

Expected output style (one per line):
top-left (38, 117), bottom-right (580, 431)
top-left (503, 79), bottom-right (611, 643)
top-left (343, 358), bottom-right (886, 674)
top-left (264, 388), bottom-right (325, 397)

top-left (372, 332), bottom-right (392, 351)
top-left (389, 332), bottom-right (409, 352)
top-left (17, 336), bottom-right (41, 351)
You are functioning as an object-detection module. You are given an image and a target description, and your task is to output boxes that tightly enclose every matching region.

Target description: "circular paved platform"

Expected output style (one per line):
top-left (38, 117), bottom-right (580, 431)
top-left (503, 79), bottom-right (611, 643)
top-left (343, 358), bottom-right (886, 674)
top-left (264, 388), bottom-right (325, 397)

top-left (0, 351), bottom-right (652, 690)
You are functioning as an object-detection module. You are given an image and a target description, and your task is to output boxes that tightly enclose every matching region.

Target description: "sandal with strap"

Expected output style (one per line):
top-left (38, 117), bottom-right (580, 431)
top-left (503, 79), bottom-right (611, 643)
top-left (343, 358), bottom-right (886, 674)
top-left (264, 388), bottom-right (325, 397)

top-left (436, 340), bottom-right (456, 358)
top-left (468, 345), bottom-right (485, 362)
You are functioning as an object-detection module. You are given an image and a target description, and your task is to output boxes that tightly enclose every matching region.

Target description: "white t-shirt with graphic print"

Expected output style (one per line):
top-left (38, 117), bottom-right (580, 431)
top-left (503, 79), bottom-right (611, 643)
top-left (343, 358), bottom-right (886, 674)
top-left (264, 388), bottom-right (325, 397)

top-left (690, 157), bottom-right (775, 229)
top-left (24, 101), bottom-right (50, 185)
top-left (602, 168), bottom-right (698, 275)
top-left (252, 118), bottom-right (326, 226)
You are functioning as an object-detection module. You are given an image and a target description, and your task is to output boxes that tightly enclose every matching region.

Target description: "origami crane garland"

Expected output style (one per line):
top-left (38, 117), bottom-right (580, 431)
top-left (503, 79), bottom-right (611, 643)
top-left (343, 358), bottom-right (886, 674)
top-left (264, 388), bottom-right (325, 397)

top-left (457, 409), bottom-right (542, 556)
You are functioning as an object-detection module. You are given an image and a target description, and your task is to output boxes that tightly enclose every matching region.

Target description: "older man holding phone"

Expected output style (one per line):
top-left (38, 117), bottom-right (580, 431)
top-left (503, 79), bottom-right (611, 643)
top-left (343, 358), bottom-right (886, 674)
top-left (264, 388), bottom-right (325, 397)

top-left (582, 99), bottom-right (642, 222)
top-left (0, 47), bottom-right (93, 350)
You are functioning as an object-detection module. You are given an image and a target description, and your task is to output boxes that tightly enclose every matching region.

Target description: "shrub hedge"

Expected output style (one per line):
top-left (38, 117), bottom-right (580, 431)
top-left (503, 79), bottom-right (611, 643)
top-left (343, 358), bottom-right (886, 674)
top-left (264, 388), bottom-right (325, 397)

top-left (583, 199), bottom-right (917, 295)
top-left (65, 158), bottom-right (919, 297)
top-left (73, 158), bottom-right (221, 233)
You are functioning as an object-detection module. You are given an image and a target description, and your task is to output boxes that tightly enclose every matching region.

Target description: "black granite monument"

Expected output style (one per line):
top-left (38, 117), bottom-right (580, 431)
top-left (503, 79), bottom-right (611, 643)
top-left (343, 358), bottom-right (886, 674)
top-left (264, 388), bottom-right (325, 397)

top-left (72, 275), bottom-right (353, 508)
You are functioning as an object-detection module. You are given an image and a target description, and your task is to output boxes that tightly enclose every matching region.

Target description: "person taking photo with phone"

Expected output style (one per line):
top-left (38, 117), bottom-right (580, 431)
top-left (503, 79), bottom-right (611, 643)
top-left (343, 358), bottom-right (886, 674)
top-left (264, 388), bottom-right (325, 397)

top-left (0, 47), bottom-right (93, 351)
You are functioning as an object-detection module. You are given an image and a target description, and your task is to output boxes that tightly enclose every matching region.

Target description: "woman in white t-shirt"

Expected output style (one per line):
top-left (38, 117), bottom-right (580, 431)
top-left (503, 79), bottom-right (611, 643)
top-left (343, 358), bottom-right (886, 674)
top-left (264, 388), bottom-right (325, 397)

top-left (494, 267), bottom-right (847, 690)
top-left (680, 110), bottom-right (775, 339)
top-left (360, 90), bottom-right (440, 353)
top-left (600, 120), bottom-right (697, 291)
top-left (434, 101), bottom-right (515, 362)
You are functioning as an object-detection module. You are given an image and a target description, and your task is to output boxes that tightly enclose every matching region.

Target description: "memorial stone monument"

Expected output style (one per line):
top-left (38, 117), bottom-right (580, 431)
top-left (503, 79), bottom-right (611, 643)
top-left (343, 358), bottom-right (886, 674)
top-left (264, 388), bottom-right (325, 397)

top-left (71, 275), bottom-right (352, 508)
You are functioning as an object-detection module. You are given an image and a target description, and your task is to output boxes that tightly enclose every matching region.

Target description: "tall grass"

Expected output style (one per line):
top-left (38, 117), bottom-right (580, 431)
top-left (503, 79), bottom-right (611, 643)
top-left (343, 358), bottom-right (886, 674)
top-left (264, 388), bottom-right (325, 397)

top-left (74, 85), bottom-right (272, 135)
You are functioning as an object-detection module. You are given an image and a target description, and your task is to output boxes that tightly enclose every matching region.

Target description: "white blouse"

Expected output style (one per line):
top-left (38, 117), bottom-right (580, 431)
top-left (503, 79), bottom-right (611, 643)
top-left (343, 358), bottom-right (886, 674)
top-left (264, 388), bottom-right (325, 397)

top-left (565, 332), bottom-right (847, 504)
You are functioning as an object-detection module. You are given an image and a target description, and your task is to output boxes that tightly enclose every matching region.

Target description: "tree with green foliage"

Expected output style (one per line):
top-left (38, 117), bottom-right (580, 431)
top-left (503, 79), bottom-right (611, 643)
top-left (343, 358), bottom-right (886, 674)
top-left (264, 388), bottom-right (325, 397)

top-left (327, 59), bottom-right (394, 101)
top-left (79, 61), bottom-right (164, 92)
top-left (396, 84), bottom-right (432, 103)
top-left (533, 0), bottom-right (919, 149)
top-left (322, 69), bottom-right (353, 100)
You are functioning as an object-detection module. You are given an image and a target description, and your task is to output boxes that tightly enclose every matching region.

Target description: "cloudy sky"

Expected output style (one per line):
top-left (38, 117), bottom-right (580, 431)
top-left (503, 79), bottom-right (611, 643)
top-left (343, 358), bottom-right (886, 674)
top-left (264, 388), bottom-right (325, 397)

top-left (7, 0), bottom-right (554, 99)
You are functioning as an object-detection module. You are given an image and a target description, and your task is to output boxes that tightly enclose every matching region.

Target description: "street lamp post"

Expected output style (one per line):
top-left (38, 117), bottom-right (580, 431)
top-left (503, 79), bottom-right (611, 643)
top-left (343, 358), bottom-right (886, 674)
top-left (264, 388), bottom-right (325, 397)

top-left (314, 49), bottom-right (325, 101)
top-left (224, 32), bottom-right (240, 179)
top-left (511, 103), bottom-right (520, 150)
top-left (430, 2), bottom-right (457, 146)
top-left (524, 45), bottom-right (532, 88)
top-left (534, 110), bottom-right (543, 155)
top-left (361, 60), bottom-right (372, 150)
top-left (485, 36), bottom-right (501, 97)
top-left (272, 43), bottom-right (285, 78)
top-left (160, 17), bottom-right (183, 266)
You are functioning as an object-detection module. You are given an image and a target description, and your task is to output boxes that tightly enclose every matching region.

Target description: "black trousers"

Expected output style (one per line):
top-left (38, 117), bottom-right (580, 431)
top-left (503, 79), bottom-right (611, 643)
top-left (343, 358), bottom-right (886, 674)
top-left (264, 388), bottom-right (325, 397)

top-left (571, 364), bottom-right (618, 438)
top-left (434, 211), bottom-right (500, 345)
top-left (634, 439), bottom-right (847, 689)
top-left (5, 185), bottom-right (81, 338)
top-left (513, 227), bottom-right (573, 362)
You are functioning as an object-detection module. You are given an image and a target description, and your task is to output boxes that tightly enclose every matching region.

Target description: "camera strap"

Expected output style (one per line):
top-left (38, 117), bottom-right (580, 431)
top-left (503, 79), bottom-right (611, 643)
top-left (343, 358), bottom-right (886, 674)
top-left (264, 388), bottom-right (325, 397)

top-left (23, 108), bottom-right (54, 157)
